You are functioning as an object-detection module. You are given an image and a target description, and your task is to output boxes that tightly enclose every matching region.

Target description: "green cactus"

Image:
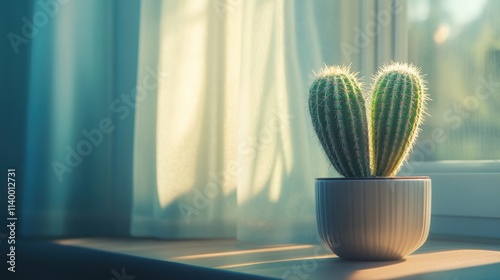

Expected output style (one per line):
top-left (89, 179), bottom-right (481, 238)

top-left (308, 66), bottom-right (371, 177)
top-left (370, 63), bottom-right (427, 176)
top-left (308, 62), bottom-right (427, 177)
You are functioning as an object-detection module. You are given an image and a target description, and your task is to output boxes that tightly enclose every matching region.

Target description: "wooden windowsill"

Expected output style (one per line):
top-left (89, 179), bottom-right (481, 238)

top-left (17, 237), bottom-right (500, 279)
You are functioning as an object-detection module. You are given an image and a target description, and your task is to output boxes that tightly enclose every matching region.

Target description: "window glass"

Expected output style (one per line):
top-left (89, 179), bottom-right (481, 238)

top-left (408, 0), bottom-right (500, 161)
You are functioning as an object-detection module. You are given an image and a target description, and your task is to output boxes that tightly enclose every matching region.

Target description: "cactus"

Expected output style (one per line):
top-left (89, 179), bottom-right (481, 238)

top-left (308, 62), bottom-right (427, 177)
top-left (308, 66), bottom-right (371, 177)
top-left (371, 63), bottom-right (427, 176)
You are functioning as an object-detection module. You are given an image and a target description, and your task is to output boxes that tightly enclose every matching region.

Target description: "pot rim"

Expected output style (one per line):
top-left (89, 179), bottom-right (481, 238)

top-left (316, 176), bottom-right (429, 181)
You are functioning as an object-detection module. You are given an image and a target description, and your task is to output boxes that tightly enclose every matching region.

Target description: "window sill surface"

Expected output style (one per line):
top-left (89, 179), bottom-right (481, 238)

top-left (17, 237), bottom-right (500, 279)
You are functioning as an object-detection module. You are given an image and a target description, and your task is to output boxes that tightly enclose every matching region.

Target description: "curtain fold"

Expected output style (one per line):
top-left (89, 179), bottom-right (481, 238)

top-left (20, 0), bottom-right (139, 237)
top-left (132, 0), bottom-right (239, 238)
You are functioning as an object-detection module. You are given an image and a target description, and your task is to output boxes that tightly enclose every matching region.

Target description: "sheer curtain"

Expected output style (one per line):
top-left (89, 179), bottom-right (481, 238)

top-left (132, 0), bottom-right (363, 243)
top-left (16, 0), bottom-right (374, 243)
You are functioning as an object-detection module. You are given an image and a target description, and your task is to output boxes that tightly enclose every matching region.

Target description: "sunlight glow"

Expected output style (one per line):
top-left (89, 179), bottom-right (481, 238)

top-left (155, 0), bottom-right (210, 208)
top-left (55, 239), bottom-right (93, 245)
top-left (172, 244), bottom-right (314, 260)
top-left (408, 0), bottom-right (430, 22)
top-left (409, 0), bottom-right (488, 26)
top-left (433, 24), bottom-right (450, 44)
top-left (351, 250), bottom-right (500, 279)
top-left (217, 255), bottom-right (333, 269)
top-left (442, 0), bottom-right (488, 26)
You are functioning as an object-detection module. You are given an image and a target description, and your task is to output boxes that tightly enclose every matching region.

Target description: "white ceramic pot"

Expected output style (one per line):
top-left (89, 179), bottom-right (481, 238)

top-left (316, 177), bottom-right (431, 261)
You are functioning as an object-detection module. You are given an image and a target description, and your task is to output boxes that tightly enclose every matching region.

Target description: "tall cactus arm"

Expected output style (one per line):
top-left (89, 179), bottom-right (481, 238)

top-left (370, 63), bottom-right (427, 177)
top-left (309, 66), bottom-right (371, 177)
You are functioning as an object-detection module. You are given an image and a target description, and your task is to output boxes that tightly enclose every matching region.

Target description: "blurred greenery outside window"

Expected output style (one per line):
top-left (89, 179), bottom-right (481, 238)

top-left (407, 0), bottom-right (500, 161)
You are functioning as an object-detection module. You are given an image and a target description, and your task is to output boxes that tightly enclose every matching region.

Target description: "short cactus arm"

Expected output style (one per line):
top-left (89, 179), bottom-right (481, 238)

top-left (370, 63), bottom-right (427, 176)
top-left (309, 66), bottom-right (371, 177)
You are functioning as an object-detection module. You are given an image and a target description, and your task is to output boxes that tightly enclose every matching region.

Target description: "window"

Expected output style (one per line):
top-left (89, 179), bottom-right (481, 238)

top-left (408, 0), bottom-right (500, 161)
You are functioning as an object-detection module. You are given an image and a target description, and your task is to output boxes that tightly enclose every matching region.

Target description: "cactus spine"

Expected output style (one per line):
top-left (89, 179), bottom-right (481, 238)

top-left (308, 66), bottom-right (371, 177)
top-left (308, 63), bottom-right (426, 177)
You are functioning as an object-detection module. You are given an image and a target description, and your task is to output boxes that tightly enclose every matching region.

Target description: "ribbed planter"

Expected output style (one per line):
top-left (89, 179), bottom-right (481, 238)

top-left (316, 177), bottom-right (431, 261)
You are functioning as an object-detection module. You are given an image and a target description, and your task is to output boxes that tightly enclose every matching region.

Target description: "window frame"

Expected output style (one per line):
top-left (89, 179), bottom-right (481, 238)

top-left (402, 161), bottom-right (500, 239)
